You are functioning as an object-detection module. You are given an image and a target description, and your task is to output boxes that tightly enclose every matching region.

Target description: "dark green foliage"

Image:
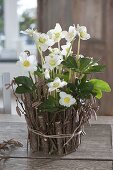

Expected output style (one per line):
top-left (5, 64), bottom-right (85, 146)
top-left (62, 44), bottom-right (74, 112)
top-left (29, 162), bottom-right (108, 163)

top-left (39, 96), bottom-right (59, 112)
top-left (67, 76), bottom-right (94, 99)
top-left (62, 56), bottom-right (105, 74)
top-left (34, 65), bottom-right (43, 77)
top-left (67, 75), bottom-right (111, 100)
top-left (15, 86), bottom-right (32, 94)
top-left (62, 56), bottom-right (78, 70)
top-left (78, 58), bottom-right (105, 73)
top-left (14, 76), bottom-right (36, 94)
top-left (85, 65), bottom-right (106, 73)
top-left (56, 72), bottom-right (69, 82)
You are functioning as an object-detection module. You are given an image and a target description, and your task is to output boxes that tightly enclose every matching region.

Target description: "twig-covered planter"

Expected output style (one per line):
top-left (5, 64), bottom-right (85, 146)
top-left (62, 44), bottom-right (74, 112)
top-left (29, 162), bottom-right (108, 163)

top-left (10, 23), bottom-right (111, 156)
top-left (17, 93), bottom-right (98, 155)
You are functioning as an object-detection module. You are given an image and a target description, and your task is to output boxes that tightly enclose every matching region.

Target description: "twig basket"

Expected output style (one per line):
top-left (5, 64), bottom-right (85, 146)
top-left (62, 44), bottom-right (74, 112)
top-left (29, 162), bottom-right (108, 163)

top-left (21, 93), bottom-right (97, 155)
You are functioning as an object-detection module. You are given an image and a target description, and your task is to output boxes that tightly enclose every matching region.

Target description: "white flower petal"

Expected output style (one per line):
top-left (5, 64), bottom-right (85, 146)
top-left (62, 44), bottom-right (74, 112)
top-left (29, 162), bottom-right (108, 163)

top-left (62, 31), bottom-right (68, 38)
top-left (41, 44), bottom-right (48, 52)
top-left (61, 81), bottom-right (67, 87)
top-left (59, 98), bottom-right (64, 106)
top-left (47, 78), bottom-right (67, 92)
top-left (19, 52), bottom-right (28, 61)
top-left (76, 24), bottom-right (90, 40)
top-left (59, 91), bottom-right (67, 98)
top-left (47, 30), bottom-right (53, 39)
top-left (47, 23), bottom-right (64, 43)
top-left (64, 26), bottom-right (77, 42)
top-left (44, 69), bottom-right (50, 79)
top-left (61, 42), bottom-right (72, 56)
top-left (20, 28), bottom-right (36, 36)
top-left (59, 92), bottom-right (76, 107)
top-left (43, 54), bottom-right (63, 70)
top-left (55, 23), bottom-right (62, 32)
top-left (17, 52), bottom-right (37, 72)
top-left (47, 39), bottom-right (55, 46)
top-left (28, 55), bottom-right (37, 64)
top-left (54, 77), bottom-right (60, 82)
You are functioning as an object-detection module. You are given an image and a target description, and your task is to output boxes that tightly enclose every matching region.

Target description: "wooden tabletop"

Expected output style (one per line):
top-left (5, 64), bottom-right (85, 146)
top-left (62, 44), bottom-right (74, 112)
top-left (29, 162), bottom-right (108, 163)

top-left (0, 115), bottom-right (113, 170)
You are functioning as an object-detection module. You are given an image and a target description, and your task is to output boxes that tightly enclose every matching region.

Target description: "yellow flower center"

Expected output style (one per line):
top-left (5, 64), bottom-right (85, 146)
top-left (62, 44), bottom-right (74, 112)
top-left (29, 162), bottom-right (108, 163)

top-left (49, 59), bottom-right (56, 66)
top-left (23, 60), bottom-right (30, 67)
top-left (80, 31), bottom-right (86, 38)
top-left (53, 82), bottom-right (59, 88)
top-left (54, 32), bottom-right (60, 39)
top-left (39, 37), bottom-right (46, 44)
top-left (64, 97), bottom-right (70, 104)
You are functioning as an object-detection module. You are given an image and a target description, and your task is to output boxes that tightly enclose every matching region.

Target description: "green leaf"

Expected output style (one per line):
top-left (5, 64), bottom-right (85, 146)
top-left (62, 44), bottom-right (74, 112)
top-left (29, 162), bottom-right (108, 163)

top-left (79, 57), bottom-right (92, 71)
top-left (67, 83), bottom-right (76, 92)
top-left (78, 81), bottom-right (94, 98)
top-left (63, 56), bottom-right (105, 74)
top-left (14, 76), bottom-right (36, 94)
top-left (89, 79), bottom-right (111, 92)
top-left (85, 65), bottom-right (106, 73)
top-left (67, 78), bottom-right (94, 99)
top-left (78, 57), bottom-right (105, 74)
top-left (80, 75), bottom-right (87, 83)
top-left (39, 96), bottom-right (59, 112)
top-left (15, 86), bottom-right (32, 94)
top-left (34, 66), bottom-right (43, 77)
top-left (14, 76), bottom-right (33, 88)
top-left (57, 72), bottom-right (69, 82)
top-left (62, 56), bottom-right (77, 69)
top-left (93, 88), bottom-right (102, 99)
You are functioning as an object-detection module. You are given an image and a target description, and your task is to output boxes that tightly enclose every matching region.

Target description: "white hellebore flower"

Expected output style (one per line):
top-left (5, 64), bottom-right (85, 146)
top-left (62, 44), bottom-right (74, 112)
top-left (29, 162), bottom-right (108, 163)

top-left (17, 52), bottom-right (37, 72)
top-left (63, 25), bottom-right (77, 42)
top-left (59, 92), bottom-right (76, 107)
top-left (47, 77), bottom-right (67, 92)
top-left (61, 42), bottom-right (73, 56)
top-left (44, 69), bottom-right (50, 79)
top-left (43, 55), bottom-right (63, 70)
top-left (33, 33), bottom-right (54, 52)
top-left (47, 23), bottom-right (64, 43)
top-left (20, 28), bottom-right (36, 37)
top-left (48, 47), bottom-right (61, 56)
top-left (76, 24), bottom-right (90, 40)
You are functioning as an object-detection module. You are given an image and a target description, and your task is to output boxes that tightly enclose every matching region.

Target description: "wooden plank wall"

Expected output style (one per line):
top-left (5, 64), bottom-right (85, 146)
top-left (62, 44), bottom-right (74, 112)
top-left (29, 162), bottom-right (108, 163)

top-left (37, 0), bottom-right (113, 116)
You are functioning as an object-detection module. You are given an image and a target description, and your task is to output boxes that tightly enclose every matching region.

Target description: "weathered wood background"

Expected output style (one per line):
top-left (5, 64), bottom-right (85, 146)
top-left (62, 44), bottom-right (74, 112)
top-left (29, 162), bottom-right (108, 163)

top-left (37, 0), bottom-right (113, 116)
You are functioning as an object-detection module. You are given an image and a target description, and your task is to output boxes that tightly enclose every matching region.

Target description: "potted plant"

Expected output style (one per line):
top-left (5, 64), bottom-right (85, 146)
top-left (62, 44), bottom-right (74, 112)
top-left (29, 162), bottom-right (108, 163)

top-left (11, 23), bottom-right (111, 155)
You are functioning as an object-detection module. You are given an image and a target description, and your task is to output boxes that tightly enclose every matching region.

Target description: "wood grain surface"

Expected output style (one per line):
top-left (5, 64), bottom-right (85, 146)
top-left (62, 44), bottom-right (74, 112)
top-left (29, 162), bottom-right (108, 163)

top-left (0, 120), bottom-right (113, 169)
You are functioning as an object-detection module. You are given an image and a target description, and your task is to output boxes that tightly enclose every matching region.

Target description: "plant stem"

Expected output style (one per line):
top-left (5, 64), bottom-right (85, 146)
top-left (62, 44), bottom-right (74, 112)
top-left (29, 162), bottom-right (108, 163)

top-left (76, 36), bottom-right (81, 62)
top-left (67, 41), bottom-right (74, 81)
top-left (65, 41), bottom-right (73, 59)
top-left (69, 69), bottom-right (72, 82)
top-left (77, 36), bottom-right (81, 56)
top-left (58, 41), bottom-right (60, 50)
top-left (37, 46), bottom-right (45, 65)
top-left (56, 68), bottom-right (57, 75)
top-left (28, 72), bottom-right (37, 99)
top-left (29, 72), bottom-right (34, 83)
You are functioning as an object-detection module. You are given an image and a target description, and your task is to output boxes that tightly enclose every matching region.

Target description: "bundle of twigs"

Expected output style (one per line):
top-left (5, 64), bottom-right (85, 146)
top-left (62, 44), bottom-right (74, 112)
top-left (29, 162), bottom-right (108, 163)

top-left (12, 80), bottom-right (98, 155)
top-left (0, 139), bottom-right (23, 162)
